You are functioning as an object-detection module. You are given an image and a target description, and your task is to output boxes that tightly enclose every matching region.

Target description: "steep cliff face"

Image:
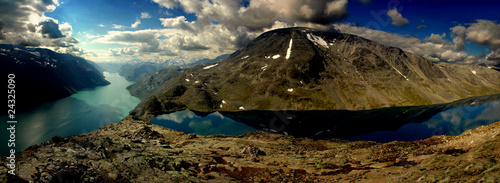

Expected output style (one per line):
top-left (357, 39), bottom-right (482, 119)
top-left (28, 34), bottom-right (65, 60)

top-left (131, 28), bottom-right (500, 119)
top-left (0, 44), bottom-right (109, 109)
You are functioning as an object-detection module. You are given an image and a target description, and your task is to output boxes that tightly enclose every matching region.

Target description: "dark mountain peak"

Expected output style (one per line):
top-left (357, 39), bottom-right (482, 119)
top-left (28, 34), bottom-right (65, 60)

top-left (1, 44), bottom-right (109, 109)
top-left (130, 28), bottom-right (500, 120)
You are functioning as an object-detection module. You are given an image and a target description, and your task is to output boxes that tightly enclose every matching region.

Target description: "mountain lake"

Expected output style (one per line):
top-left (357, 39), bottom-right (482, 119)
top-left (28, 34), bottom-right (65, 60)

top-left (1, 72), bottom-right (141, 155)
top-left (1, 71), bottom-right (499, 155)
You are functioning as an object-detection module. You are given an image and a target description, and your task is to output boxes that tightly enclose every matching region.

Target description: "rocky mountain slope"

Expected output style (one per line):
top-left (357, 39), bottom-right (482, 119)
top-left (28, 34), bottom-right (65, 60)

top-left (126, 68), bottom-right (182, 100)
top-left (131, 28), bottom-right (500, 120)
top-left (2, 116), bottom-right (499, 182)
top-left (118, 62), bottom-right (160, 82)
top-left (0, 44), bottom-right (109, 109)
top-left (118, 54), bottom-right (229, 82)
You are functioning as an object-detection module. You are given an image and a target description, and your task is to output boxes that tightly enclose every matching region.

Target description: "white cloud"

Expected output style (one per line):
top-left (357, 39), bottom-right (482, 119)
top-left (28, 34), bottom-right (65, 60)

top-left (450, 20), bottom-right (500, 64)
top-left (86, 0), bottom-right (350, 61)
top-left (140, 12), bottom-right (152, 19)
top-left (425, 33), bottom-right (448, 44)
top-left (85, 33), bottom-right (101, 39)
top-left (160, 16), bottom-right (195, 32)
top-left (98, 24), bottom-right (105, 27)
top-left (334, 23), bottom-right (472, 63)
top-left (152, 0), bottom-right (349, 31)
top-left (131, 19), bottom-right (141, 28)
top-left (110, 47), bottom-right (137, 56)
top-left (387, 7), bottom-right (409, 26)
top-left (112, 24), bottom-right (127, 30)
top-left (0, 0), bottom-right (83, 56)
top-left (326, 0), bottom-right (348, 17)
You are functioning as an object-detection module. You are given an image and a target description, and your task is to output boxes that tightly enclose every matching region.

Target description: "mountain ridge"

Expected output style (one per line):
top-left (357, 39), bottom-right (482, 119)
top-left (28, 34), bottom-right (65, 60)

top-left (117, 54), bottom-right (230, 82)
top-left (0, 44), bottom-right (109, 109)
top-left (130, 27), bottom-right (500, 120)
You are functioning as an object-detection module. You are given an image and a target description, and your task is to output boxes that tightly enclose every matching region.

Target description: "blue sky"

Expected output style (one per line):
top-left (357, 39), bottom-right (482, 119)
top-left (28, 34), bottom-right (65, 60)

top-left (0, 0), bottom-right (499, 64)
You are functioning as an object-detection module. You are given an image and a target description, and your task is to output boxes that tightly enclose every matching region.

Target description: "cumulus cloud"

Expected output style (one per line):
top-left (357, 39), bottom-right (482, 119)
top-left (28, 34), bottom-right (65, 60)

top-left (387, 7), bottom-right (409, 26)
top-left (450, 25), bottom-right (466, 50)
top-left (88, 0), bottom-right (350, 61)
top-left (40, 19), bottom-right (65, 38)
top-left (112, 24), bottom-right (127, 30)
top-left (160, 16), bottom-right (195, 32)
top-left (94, 30), bottom-right (161, 52)
top-left (450, 20), bottom-right (500, 64)
top-left (110, 47), bottom-right (137, 56)
top-left (425, 33), bottom-right (448, 44)
top-left (0, 0), bottom-right (84, 56)
top-left (140, 12), bottom-right (151, 19)
top-left (131, 19), bottom-right (141, 28)
top-left (153, 0), bottom-right (349, 31)
top-left (334, 23), bottom-right (471, 63)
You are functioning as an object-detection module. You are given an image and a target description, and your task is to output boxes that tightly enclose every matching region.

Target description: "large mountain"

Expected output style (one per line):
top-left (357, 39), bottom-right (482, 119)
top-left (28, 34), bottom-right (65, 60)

top-left (124, 55), bottom-right (230, 100)
top-left (0, 44), bottom-right (109, 109)
top-left (131, 28), bottom-right (500, 119)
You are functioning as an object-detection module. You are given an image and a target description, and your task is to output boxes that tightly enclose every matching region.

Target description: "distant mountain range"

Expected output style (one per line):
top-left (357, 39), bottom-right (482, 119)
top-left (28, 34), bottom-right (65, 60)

top-left (0, 44), bottom-right (109, 109)
top-left (130, 28), bottom-right (500, 120)
top-left (116, 54), bottom-right (230, 82)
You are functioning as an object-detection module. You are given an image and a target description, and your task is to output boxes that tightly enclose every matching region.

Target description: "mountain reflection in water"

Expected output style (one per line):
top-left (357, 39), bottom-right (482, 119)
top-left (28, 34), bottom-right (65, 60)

top-left (152, 94), bottom-right (500, 142)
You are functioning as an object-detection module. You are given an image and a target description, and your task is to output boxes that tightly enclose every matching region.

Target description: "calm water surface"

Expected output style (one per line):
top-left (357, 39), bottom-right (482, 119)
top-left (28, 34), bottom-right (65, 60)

top-left (0, 72), bottom-right (140, 155)
top-left (2, 72), bottom-right (499, 156)
top-left (153, 96), bottom-right (500, 143)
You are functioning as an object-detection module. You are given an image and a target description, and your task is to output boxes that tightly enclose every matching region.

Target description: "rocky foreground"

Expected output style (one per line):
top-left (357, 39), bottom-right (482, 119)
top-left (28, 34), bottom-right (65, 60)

top-left (2, 116), bottom-right (500, 182)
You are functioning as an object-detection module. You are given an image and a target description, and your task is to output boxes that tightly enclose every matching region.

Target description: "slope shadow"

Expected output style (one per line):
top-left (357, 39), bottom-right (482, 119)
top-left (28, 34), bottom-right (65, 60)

top-left (219, 94), bottom-right (500, 139)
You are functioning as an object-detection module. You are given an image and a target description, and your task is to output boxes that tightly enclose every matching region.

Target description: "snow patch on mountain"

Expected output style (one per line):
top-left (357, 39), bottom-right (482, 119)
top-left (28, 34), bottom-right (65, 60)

top-left (286, 39), bottom-right (293, 59)
top-left (203, 63), bottom-right (219, 69)
top-left (306, 33), bottom-right (329, 48)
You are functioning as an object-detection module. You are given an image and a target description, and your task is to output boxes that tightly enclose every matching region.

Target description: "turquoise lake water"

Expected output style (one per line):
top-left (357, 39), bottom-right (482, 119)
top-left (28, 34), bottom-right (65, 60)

top-left (0, 72), bottom-right (140, 155)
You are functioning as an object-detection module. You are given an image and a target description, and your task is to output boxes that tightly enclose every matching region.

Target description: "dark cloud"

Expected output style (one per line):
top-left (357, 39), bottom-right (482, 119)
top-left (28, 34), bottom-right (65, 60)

top-left (387, 7), bottom-right (409, 26)
top-left (53, 37), bottom-right (79, 47)
top-left (154, 0), bottom-right (349, 32)
top-left (0, 0), bottom-right (58, 35)
top-left (356, 0), bottom-right (372, 5)
top-left (40, 19), bottom-right (65, 38)
top-left (139, 41), bottom-right (161, 52)
top-left (180, 42), bottom-right (209, 51)
top-left (16, 35), bottom-right (42, 47)
top-left (159, 50), bottom-right (178, 56)
top-left (0, 0), bottom-right (84, 57)
top-left (148, 0), bottom-right (350, 60)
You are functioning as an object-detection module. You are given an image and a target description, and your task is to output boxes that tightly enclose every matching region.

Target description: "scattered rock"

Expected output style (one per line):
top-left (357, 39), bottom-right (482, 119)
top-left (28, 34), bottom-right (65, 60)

top-left (2, 119), bottom-right (500, 182)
